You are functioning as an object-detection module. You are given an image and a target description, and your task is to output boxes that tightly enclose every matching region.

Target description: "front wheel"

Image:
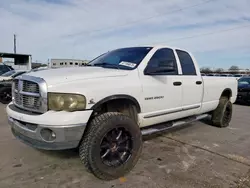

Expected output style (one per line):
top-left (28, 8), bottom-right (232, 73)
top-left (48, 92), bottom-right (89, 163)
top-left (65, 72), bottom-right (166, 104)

top-left (0, 88), bottom-right (12, 104)
top-left (79, 112), bottom-right (142, 180)
top-left (211, 97), bottom-right (233, 127)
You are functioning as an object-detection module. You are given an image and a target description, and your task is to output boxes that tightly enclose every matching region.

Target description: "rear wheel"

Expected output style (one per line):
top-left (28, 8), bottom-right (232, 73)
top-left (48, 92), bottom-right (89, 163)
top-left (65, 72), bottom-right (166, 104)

top-left (211, 97), bottom-right (233, 127)
top-left (79, 112), bottom-right (142, 180)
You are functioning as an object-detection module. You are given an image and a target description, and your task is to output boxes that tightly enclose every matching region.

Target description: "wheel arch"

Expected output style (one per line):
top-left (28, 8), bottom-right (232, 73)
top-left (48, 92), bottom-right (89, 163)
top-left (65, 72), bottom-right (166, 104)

top-left (90, 94), bottom-right (141, 113)
top-left (220, 88), bottom-right (232, 99)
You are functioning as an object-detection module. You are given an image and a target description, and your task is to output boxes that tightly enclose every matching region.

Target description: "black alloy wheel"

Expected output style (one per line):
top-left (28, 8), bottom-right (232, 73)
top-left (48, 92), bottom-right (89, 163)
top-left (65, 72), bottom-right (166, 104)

top-left (100, 127), bottom-right (132, 167)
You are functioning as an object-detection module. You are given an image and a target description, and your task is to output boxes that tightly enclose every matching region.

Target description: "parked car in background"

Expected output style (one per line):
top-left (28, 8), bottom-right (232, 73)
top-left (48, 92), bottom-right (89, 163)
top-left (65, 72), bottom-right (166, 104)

top-left (206, 73), bottom-right (216, 76)
top-left (0, 64), bottom-right (14, 75)
top-left (0, 70), bottom-right (27, 82)
top-left (234, 74), bottom-right (244, 80)
top-left (0, 70), bottom-right (27, 104)
top-left (236, 77), bottom-right (250, 104)
top-left (0, 80), bottom-right (12, 104)
top-left (243, 74), bottom-right (250, 77)
top-left (219, 74), bottom-right (234, 77)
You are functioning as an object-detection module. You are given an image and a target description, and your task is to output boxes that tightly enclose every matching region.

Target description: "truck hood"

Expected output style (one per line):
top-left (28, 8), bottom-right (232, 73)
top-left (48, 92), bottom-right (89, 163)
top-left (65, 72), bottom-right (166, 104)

top-left (24, 67), bottom-right (129, 86)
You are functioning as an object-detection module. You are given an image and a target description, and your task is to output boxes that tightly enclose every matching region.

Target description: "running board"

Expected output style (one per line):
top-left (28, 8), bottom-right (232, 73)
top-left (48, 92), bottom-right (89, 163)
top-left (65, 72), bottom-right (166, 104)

top-left (141, 114), bottom-right (209, 136)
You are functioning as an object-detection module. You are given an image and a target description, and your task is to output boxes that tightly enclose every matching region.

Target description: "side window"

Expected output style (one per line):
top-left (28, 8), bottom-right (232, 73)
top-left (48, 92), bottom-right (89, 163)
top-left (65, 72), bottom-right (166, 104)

top-left (176, 50), bottom-right (196, 75)
top-left (146, 48), bottom-right (178, 75)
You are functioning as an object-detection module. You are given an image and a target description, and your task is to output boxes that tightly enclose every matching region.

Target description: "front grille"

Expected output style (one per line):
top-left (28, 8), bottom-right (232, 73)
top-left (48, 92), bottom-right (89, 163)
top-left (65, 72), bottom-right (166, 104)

top-left (13, 76), bottom-right (47, 113)
top-left (23, 95), bottom-right (40, 109)
top-left (23, 80), bottom-right (39, 93)
top-left (14, 80), bottom-right (18, 90)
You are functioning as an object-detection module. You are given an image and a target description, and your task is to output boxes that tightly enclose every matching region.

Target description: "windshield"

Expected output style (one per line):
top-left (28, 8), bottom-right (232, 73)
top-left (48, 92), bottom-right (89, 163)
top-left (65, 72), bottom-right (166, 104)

top-left (1, 70), bottom-right (16, 77)
top-left (238, 78), bottom-right (250, 85)
top-left (88, 47), bottom-right (152, 70)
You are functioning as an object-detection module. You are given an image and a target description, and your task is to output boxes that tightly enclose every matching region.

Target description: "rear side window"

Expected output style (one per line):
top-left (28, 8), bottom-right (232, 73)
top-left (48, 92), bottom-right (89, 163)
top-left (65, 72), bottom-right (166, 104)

top-left (176, 50), bottom-right (196, 75)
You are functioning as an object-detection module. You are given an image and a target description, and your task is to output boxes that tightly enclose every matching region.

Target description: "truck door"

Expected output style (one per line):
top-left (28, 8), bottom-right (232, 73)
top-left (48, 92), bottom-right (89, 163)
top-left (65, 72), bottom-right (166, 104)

top-left (139, 48), bottom-right (183, 127)
top-left (175, 49), bottom-right (203, 115)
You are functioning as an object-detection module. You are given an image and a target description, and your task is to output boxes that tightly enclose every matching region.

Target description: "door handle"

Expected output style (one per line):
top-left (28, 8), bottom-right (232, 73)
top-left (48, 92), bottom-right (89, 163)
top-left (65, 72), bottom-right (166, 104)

top-left (173, 81), bottom-right (182, 86)
top-left (196, 81), bottom-right (202, 85)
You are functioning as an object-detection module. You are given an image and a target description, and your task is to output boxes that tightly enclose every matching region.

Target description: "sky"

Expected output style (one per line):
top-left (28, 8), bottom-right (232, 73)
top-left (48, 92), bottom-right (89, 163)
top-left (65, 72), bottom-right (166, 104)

top-left (0, 0), bottom-right (250, 69)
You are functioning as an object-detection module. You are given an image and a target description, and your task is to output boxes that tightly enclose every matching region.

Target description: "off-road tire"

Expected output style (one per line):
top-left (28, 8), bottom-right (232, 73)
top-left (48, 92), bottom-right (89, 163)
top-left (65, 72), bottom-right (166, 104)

top-left (79, 112), bottom-right (142, 180)
top-left (211, 97), bottom-right (233, 127)
top-left (0, 87), bottom-right (12, 104)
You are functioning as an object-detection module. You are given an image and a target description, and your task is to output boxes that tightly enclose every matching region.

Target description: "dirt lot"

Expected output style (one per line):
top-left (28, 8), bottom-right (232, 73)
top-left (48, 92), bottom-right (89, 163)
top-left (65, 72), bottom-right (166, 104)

top-left (0, 103), bottom-right (250, 188)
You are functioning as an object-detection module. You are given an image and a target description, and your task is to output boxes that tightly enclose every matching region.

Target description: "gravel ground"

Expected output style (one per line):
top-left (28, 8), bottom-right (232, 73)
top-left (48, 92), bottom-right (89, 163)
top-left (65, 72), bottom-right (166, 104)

top-left (0, 103), bottom-right (250, 188)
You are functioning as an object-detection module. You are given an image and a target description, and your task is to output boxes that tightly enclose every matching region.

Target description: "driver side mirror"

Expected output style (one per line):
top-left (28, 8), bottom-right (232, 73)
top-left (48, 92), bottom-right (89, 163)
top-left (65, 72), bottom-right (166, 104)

top-left (144, 60), bottom-right (176, 75)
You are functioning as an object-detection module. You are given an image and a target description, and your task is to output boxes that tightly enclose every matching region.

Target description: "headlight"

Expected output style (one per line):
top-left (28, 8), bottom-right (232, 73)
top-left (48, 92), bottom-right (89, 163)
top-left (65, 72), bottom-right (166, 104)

top-left (48, 93), bottom-right (86, 112)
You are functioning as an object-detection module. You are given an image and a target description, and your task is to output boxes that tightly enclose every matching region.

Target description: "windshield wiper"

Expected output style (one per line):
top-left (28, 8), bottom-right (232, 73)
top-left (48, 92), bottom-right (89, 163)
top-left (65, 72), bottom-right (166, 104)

top-left (92, 62), bottom-right (120, 69)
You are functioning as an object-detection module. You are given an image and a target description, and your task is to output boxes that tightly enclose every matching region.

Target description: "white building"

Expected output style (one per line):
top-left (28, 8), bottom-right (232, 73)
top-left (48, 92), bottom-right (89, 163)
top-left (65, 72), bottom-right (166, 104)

top-left (50, 59), bottom-right (89, 68)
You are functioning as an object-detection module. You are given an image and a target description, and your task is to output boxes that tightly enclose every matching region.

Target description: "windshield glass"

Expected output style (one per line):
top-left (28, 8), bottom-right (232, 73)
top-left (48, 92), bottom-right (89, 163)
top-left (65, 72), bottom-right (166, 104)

top-left (1, 70), bottom-right (16, 77)
top-left (88, 47), bottom-right (152, 70)
top-left (238, 78), bottom-right (250, 85)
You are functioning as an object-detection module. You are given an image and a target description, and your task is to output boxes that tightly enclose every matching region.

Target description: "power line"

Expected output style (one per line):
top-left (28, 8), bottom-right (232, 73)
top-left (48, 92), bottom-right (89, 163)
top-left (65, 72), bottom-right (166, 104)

top-left (67, 0), bottom-right (215, 37)
top-left (146, 23), bottom-right (250, 44)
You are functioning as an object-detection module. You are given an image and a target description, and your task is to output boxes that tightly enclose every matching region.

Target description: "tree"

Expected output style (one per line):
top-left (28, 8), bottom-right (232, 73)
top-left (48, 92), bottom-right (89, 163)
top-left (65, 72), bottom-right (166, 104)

top-left (215, 68), bottom-right (224, 73)
top-left (228, 65), bottom-right (240, 74)
top-left (200, 67), bottom-right (212, 73)
top-left (229, 66), bottom-right (239, 71)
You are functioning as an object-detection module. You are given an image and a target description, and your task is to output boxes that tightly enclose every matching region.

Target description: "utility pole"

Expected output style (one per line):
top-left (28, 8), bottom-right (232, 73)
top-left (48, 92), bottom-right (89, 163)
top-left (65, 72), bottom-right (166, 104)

top-left (14, 34), bottom-right (16, 54)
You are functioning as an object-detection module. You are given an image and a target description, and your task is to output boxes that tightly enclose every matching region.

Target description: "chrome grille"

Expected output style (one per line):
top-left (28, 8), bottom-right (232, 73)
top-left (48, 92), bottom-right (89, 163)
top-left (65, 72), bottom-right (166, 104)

top-left (14, 92), bottom-right (22, 105)
top-left (14, 80), bottom-right (19, 90)
top-left (23, 80), bottom-right (39, 93)
top-left (13, 76), bottom-right (48, 113)
top-left (23, 95), bottom-right (40, 109)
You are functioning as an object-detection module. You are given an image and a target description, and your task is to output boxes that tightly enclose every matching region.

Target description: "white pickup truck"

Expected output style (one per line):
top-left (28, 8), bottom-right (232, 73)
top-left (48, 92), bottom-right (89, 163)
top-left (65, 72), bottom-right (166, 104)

top-left (6, 46), bottom-right (237, 180)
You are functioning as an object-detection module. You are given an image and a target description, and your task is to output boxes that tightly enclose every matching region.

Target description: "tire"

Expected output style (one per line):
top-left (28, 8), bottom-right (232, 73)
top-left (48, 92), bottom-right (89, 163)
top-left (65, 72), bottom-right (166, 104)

top-left (79, 112), bottom-right (142, 180)
top-left (211, 97), bottom-right (233, 127)
top-left (0, 87), bottom-right (12, 104)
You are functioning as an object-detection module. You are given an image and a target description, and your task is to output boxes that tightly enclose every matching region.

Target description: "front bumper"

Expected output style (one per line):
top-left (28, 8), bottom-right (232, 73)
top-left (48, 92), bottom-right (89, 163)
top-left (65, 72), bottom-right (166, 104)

top-left (7, 103), bottom-right (93, 150)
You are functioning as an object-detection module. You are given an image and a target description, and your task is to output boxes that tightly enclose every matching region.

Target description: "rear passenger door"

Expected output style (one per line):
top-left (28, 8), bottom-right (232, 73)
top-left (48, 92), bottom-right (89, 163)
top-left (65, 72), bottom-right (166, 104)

top-left (176, 49), bottom-right (203, 114)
